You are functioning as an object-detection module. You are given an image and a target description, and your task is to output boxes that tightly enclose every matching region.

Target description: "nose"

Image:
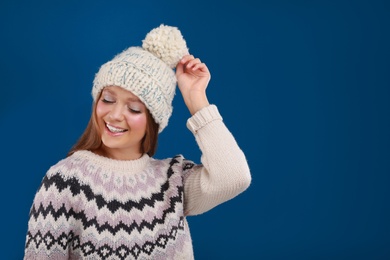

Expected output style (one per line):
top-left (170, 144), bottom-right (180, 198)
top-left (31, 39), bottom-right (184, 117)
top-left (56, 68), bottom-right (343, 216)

top-left (109, 103), bottom-right (125, 121)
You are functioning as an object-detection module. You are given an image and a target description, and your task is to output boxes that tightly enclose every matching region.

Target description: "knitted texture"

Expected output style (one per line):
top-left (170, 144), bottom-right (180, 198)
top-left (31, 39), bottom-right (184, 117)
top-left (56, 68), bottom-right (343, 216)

top-left (24, 105), bottom-right (252, 259)
top-left (92, 24), bottom-right (189, 132)
top-left (142, 25), bottom-right (189, 69)
top-left (25, 151), bottom-right (195, 259)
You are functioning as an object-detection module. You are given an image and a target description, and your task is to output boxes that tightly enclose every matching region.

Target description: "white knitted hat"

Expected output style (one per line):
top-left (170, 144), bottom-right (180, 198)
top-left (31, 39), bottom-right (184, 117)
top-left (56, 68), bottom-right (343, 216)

top-left (92, 24), bottom-right (189, 132)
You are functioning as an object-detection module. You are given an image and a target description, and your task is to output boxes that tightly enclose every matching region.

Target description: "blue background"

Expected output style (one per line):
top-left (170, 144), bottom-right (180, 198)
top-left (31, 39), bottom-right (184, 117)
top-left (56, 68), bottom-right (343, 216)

top-left (1, 0), bottom-right (389, 259)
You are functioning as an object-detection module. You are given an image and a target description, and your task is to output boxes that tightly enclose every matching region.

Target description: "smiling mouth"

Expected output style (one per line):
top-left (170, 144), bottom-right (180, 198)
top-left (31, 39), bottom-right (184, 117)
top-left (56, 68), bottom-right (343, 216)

top-left (106, 123), bottom-right (128, 133)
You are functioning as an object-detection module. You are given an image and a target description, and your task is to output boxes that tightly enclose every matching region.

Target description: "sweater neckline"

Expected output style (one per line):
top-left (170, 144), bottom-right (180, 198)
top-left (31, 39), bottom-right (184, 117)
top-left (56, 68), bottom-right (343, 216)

top-left (74, 150), bottom-right (151, 173)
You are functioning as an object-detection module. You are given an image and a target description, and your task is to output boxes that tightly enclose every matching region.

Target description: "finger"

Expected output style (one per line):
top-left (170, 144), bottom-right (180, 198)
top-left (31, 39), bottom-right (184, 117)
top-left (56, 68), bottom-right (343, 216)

top-left (186, 58), bottom-right (201, 67)
top-left (185, 58), bottom-right (202, 70)
top-left (191, 63), bottom-right (204, 71)
top-left (180, 54), bottom-right (195, 64)
top-left (176, 62), bottom-right (183, 75)
top-left (193, 63), bottom-right (210, 74)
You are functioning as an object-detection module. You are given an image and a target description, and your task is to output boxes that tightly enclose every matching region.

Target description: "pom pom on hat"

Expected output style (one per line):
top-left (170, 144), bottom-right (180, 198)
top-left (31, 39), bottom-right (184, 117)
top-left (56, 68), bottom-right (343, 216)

top-left (142, 24), bottom-right (189, 69)
top-left (92, 24), bottom-right (189, 133)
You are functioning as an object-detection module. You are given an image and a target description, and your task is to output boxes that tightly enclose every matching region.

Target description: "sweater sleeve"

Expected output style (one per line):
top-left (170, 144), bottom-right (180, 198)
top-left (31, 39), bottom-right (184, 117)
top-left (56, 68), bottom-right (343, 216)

top-left (183, 105), bottom-right (251, 216)
top-left (24, 172), bottom-right (71, 260)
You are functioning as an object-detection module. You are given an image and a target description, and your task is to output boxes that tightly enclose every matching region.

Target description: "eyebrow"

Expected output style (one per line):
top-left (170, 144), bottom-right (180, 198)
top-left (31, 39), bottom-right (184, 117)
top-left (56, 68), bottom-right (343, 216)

top-left (127, 97), bottom-right (143, 103)
top-left (103, 88), bottom-right (142, 103)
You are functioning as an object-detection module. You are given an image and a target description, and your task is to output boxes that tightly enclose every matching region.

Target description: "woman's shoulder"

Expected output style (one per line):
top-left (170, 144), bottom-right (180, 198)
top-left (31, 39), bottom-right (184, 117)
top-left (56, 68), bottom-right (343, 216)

top-left (45, 151), bottom-right (89, 178)
top-left (34, 153), bottom-right (82, 194)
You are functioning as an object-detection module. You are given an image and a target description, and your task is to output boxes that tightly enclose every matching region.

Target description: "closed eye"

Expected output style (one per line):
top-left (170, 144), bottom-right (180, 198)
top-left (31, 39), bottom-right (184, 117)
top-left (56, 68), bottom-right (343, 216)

top-left (102, 98), bottom-right (115, 104)
top-left (129, 108), bottom-right (141, 114)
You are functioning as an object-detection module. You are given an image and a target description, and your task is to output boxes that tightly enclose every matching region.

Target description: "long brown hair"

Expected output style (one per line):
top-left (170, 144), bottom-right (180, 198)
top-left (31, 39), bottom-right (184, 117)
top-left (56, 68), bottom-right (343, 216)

top-left (67, 92), bottom-right (159, 157)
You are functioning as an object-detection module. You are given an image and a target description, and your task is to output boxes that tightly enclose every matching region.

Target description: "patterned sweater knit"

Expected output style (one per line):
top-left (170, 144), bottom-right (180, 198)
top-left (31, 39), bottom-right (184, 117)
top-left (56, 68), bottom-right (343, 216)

top-left (24, 105), bottom-right (251, 259)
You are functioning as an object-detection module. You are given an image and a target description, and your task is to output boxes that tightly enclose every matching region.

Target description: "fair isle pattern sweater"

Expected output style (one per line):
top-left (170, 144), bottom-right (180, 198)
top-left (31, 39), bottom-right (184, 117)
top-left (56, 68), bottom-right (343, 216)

top-left (24, 105), bottom-right (251, 259)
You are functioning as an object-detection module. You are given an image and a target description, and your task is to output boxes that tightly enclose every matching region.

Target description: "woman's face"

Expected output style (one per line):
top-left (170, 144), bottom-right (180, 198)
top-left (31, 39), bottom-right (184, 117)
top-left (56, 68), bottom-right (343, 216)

top-left (95, 86), bottom-right (147, 160)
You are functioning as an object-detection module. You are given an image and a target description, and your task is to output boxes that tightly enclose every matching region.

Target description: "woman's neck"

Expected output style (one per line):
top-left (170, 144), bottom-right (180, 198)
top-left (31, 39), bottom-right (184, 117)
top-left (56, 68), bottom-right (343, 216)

top-left (93, 146), bottom-right (143, 161)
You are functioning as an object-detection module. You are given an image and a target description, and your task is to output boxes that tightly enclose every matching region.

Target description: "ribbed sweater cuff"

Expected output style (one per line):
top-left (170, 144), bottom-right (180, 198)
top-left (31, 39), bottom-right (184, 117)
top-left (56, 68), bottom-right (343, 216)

top-left (186, 105), bottom-right (222, 135)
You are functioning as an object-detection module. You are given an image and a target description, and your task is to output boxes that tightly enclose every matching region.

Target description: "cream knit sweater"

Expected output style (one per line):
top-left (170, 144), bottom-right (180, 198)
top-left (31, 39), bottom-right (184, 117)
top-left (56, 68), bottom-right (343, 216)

top-left (24, 105), bottom-right (251, 259)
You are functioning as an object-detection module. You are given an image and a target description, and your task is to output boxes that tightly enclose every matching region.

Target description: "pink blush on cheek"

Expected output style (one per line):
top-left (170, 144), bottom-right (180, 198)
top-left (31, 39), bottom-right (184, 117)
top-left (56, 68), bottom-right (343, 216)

top-left (95, 102), bottom-right (109, 116)
top-left (124, 114), bottom-right (147, 129)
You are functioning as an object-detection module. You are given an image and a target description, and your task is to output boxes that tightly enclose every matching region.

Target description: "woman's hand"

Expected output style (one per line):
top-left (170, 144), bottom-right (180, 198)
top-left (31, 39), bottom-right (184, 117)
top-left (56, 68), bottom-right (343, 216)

top-left (176, 54), bottom-right (210, 115)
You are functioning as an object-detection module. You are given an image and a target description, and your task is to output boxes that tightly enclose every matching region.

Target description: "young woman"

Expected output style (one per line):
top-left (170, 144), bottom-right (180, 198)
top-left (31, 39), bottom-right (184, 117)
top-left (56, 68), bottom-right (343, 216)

top-left (24, 24), bottom-right (251, 259)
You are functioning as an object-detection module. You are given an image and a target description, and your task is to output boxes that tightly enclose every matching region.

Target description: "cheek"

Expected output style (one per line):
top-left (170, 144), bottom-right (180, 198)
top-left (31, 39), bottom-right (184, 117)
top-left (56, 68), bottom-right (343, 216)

top-left (95, 103), bottom-right (110, 129)
top-left (95, 102), bottom-right (106, 118)
top-left (126, 114), bottom-right (147, 130)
